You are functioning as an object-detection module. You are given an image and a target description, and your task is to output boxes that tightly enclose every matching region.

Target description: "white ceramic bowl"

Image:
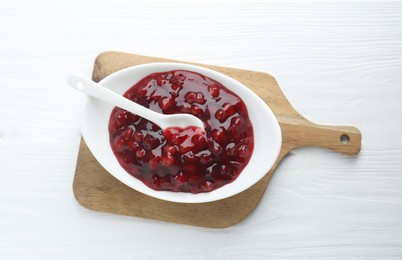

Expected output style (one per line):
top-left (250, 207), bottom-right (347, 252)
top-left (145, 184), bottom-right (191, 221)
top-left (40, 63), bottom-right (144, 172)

top-left (81, 63), bottom-right (282, 203)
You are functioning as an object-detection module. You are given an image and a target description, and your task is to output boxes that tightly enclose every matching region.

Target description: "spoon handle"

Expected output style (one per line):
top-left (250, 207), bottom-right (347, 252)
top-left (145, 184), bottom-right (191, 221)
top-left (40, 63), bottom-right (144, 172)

top-left (67, 74), bottom-right (164, 125)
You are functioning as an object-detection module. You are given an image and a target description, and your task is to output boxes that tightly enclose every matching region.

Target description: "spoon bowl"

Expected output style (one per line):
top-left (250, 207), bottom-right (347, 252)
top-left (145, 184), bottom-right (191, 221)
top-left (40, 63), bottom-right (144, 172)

top-left (75, 63), bottom-right (282, 203)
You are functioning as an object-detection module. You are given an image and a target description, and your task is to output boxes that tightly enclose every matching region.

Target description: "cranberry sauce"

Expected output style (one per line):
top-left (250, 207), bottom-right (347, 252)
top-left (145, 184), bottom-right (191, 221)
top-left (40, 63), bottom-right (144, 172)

top-left (108, 70), bottom-right (254, 193)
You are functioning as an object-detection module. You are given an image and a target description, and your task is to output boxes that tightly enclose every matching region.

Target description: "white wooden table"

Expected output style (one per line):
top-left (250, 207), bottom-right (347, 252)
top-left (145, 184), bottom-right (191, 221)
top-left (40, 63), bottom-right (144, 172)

top-left (1, 0), bottom-right (402, 259)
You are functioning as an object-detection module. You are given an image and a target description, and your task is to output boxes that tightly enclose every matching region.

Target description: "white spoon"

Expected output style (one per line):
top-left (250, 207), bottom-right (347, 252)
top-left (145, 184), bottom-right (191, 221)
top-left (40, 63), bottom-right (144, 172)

top-left (67, 74), bottom-right (205, 131)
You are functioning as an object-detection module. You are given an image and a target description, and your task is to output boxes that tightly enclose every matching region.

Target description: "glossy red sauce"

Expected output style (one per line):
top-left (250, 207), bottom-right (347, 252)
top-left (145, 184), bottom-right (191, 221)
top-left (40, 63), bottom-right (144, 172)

top-left (108, 70), bottom-right (254, 193)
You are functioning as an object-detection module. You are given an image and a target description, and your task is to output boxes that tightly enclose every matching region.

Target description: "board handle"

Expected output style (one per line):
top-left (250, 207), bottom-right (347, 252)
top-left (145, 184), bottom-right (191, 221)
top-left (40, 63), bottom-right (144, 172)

top-left (279, 122), bottom-right (361, 156)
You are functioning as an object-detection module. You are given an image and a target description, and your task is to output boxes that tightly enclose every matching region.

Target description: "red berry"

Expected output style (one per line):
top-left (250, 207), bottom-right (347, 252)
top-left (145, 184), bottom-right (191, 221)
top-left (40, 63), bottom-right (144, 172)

top-left (125, 92), bottom-right (135, 100)
top-left (143, 135), bottom-right (159, 150)
top-left (196, 93), bottom-right (206, 104)
top-left (169, 75), bottom-right (178, 84)
top-left (163, 127), bottom-right (178, 140)
top-left (228, 116), bottom-right (246, 138)
top-left (199, 150), bottom-right (213, 165)
top-left (113, 138), bottom-right (126, 152)
top-left (208, 139), bottom-right (223, 154)
top-left (222, 103), bottom-right (236, 117)
top-left (226, 142), bottom-right (236, 156)
top-left (177, 73), bottom-right (186, 82)
top-left (185, 92), bottom-right (206, 104)
top-left (212, 128), bottom-right (227, 144)
top-left (163, 145), bottom-right (177, 154)
top-left (169, 133), bottom-right (187, 146)
top-left (128, 113), bottom-right (141, 123)
top-left (208, 85), bottom-right (220, 97)
top-left (159, 97), bottom-right (174, 111)
top-left (235, 101), bottom-right (245, 112)
top-left (122, 127), bottom-right (134, 140)
top-left (181, 105), bottom-right (192, 114)
top-left (150, 94), bottom-right (161, 103)
top-left (149, 123), bottom-right (160, 132)
top-left (191, 134), bottom-right (207, 148)
top-left (200, 181), bottom-right (213, 192)
top-left (135, 148), bottom-right (146, 159)
top-left (171, 83), bottom-right (182, 91)
top-left (181, 151), bottom-right (197, 163)
top-left (215, 109), bottom-right (226, 122)
top-left (162, 152), bottom-right (175, 166)
top-left (185, 92), bottom-right (197, 103)
top-left (139, 86), bottom-right (148, 97)
top-left (174, 171), bottom-right (188, 183)
top-left (156, 76), bottom-right (164, 86)
top-left (134, 131), bottom-right (144, 142)
top-left (108, 121), bottom-right (119, 134)
top-left (191, 105), bottom-right (203, 117)
top-left (159, 175), bottom-right (172, 188)
top-left (237, 144), bottom-right (250, 159)
top-left (207, 164), bottom-right (221, 179)
top-left (152, 175), bottom-right (161, 187)
top-left (119, 151), bottom-right (133, 164)
top-left (220, 164), bottom-right (237, 180)
top-left (148, 156), bottom-right (160, 169)
top-left (230, 116), bottom-right (245, 129)
top-left (115, 110), bottom-right (128, 126)
top-left (128, 140), bottom-right (140, 150)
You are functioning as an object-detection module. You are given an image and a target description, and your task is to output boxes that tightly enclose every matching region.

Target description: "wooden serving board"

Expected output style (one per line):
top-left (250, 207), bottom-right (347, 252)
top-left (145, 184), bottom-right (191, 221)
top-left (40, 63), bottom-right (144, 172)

top-left (73, 51), bottom-right (361, 228)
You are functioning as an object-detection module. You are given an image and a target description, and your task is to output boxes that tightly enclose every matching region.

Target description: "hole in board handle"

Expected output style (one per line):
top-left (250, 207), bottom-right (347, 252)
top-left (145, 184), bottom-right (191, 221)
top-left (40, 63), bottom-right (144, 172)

top-left (340, 134), bottom-right (350, 144)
